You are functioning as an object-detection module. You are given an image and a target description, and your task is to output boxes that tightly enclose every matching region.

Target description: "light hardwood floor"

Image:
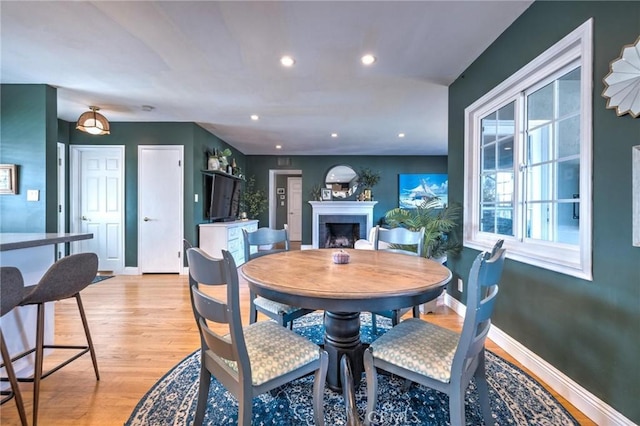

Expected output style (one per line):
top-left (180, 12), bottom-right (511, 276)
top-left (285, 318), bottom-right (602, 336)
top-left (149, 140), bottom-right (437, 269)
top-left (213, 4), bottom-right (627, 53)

top-left (1, 272), bottom-right (595, 425)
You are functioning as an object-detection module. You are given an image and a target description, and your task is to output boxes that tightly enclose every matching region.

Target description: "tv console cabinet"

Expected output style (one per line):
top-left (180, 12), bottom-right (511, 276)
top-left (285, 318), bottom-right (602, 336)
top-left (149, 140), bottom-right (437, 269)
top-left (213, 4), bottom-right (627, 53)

top-left (199, 220), bottom-right (258, 266)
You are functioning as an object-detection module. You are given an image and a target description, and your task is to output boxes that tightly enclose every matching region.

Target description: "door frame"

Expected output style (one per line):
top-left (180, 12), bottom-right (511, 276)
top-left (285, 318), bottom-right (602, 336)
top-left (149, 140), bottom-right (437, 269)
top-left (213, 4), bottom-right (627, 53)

top-left (137, 145), bottom-right (184, 274)
top-left (70, 145), bottom-right (125, 272)
top-left (57, 142), bottom-right (66, 260)
top-left (268, 169), bottom-right (302, 229)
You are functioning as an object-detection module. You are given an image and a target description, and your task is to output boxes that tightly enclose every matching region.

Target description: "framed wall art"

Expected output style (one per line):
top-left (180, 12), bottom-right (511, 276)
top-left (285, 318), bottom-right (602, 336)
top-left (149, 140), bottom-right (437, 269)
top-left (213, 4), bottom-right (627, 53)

top-left (321, 188), bottom-right (332, 201)
top-left (398, 173), bottom-right (448, 208)
top-left (0, 164), bottom-right (17, 195)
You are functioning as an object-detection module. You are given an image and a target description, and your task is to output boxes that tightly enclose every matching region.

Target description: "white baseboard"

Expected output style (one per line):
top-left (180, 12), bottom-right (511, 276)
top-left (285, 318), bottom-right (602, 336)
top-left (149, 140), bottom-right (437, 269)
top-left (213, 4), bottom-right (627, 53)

top-left (300, 244), bottom-right (314, 250)
top-left (443, 294), bottom-right (634, 426)
top-left (121, 267), bottom-right (140, 275)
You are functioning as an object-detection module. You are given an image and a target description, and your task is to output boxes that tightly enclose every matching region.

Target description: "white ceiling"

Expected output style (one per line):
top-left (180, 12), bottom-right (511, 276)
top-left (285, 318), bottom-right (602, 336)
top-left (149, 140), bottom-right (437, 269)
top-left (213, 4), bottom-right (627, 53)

top-left (1, 1), bottom-right (532, 156)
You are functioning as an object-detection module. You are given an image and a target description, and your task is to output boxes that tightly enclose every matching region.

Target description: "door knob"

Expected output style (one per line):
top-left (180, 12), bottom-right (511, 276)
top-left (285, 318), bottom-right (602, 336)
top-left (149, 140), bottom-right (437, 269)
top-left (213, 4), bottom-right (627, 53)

top-left (143, 217), bottom-right (151, 222)
top-left (81, 215), bottom-right (90, 221)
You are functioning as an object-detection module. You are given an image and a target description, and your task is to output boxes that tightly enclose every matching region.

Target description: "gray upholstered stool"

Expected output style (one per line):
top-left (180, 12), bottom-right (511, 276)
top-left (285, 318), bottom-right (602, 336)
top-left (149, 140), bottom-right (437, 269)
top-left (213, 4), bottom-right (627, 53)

top-left (12, 252), bottom-right (100, 426)
top-left (0, 267), bottom-right (29, 426)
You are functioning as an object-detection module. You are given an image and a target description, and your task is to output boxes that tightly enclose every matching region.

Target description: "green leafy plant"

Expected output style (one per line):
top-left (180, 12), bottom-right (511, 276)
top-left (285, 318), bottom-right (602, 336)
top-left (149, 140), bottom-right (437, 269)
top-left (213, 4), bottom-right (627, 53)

top-left (383, 197), bottom-right (462, 259)
top-left (358, 167), bottom-right (381, 189)
top-left (309, 184), bottom-right (322, 201)
top-left (241, 176), bottom-right (268, 219)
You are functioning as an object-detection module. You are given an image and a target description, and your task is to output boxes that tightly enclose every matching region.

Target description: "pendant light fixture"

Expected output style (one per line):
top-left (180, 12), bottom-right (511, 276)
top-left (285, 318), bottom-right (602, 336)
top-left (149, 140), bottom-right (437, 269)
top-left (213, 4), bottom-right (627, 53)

top-left (76, 106), bottom-right (110, 135)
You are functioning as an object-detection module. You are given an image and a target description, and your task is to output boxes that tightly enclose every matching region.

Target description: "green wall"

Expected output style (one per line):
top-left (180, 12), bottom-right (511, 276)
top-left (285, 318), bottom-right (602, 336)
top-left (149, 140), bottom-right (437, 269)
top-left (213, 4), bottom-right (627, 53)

top-left (0, 84), bottom-right (58, 233)
top-left (448, 1), bottom-right (640, 422)
top-left (66, 120), bottom-right (243, 267)
top-left (245, 155), bottom-right (448, 244)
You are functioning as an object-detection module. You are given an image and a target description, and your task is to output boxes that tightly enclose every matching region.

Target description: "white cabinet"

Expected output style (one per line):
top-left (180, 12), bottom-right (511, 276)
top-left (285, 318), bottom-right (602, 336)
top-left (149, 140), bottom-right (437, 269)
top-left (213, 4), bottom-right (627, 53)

top-left (199, 220), bottom-right (259, 266)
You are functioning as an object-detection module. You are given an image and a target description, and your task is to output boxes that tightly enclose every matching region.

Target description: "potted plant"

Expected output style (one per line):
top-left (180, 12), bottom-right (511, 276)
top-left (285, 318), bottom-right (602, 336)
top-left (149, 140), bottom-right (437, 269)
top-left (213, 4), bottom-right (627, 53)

top-left (309, 184), bottom-right (322, 201)
top-left (207, 148), bottom-right (232, 171)
top-left (383, 197), bottom-right (462, 261)
top-left (358, 167), bottom-right (381, 201)
top-left (240, 176), bottom-right (268, 220)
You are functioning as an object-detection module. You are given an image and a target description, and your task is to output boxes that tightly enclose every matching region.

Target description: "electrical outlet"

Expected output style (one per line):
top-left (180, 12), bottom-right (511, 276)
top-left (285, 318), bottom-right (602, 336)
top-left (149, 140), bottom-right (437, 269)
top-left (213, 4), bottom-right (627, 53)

top-left (457, 278), bottom-right (463, 293)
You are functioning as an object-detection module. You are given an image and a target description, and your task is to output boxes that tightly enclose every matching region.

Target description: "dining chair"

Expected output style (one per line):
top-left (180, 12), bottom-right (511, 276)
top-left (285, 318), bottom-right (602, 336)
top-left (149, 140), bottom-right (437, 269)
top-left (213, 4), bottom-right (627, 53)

top-left (10, 252), bottom-right (100, 426)
top-left (0, 267), bottom-right (28, 426)
top-left (242, 225), bottom-right (315, 328)
top-left (186, 248), bottom-right (328, 425)
top-left (363, 247), bottom-right (506, 426)
top-left (370, 225), bottom-right (427, 333)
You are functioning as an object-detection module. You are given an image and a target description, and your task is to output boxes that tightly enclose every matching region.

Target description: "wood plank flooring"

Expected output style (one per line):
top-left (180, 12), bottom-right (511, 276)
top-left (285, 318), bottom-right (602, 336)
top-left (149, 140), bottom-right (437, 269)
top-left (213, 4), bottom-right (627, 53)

top-left (0, 272), bottom-right (595, 425)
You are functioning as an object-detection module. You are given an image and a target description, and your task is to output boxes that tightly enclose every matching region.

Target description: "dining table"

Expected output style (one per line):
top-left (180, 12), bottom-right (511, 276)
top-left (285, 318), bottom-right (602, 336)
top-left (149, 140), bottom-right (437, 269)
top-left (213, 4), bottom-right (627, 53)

top-left (240, 248), bottom-right (452, 400)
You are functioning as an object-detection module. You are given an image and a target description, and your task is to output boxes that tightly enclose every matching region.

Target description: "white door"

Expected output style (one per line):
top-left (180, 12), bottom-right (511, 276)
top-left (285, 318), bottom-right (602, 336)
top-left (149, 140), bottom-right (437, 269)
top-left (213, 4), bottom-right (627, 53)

top-left (138, 145), bottom-right (183, 274)
top-left (287, 177), bottom-right (302, 241)
top-left (70, 145), bottom-right (125, 272)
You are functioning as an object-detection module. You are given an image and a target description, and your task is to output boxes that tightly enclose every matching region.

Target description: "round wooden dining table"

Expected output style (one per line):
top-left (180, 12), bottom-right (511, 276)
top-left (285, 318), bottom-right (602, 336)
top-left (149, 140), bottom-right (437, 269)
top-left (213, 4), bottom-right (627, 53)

top-left (240, 248), bottom-right (452, 392)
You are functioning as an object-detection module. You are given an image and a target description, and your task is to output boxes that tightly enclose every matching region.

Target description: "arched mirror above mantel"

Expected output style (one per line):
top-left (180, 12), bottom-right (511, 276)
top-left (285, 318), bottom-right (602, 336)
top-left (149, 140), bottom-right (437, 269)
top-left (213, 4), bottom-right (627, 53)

top-left (325, 165), bottom-right (359, 199)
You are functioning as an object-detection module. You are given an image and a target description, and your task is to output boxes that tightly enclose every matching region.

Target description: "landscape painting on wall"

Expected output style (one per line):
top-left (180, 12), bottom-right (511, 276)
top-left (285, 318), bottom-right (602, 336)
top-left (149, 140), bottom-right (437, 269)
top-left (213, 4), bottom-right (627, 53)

top-left (399, 174), bottom-right (448, 209)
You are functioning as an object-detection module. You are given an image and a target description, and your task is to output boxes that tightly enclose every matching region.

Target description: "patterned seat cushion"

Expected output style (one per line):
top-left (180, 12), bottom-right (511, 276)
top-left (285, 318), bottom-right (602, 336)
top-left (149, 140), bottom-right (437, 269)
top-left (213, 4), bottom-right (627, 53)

top-left (369, 318), bottom-right (459, 383)
top-left (254, 296), bottom-right (301, 315)
top-left (220, 321), bottom-right (321, 386)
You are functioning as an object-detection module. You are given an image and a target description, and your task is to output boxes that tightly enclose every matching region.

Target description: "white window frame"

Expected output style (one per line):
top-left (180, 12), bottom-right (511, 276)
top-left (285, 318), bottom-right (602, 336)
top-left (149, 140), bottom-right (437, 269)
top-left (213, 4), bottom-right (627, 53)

top-left (464, 19), bottom-right (593, 280)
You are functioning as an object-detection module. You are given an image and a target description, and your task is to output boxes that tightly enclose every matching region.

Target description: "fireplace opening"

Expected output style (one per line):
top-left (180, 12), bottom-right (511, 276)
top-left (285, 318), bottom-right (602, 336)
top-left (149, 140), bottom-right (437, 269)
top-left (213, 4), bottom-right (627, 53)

top-left (324, 223), bottom-right (360, 248)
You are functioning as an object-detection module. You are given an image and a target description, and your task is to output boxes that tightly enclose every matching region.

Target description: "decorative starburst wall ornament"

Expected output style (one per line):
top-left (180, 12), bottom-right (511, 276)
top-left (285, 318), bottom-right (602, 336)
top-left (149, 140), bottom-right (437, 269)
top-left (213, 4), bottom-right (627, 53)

top-left (602, 36), bottom-right (640, 118)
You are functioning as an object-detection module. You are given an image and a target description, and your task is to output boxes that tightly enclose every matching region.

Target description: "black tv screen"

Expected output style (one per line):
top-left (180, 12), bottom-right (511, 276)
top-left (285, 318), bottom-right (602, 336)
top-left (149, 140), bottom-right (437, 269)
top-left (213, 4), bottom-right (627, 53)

top-left (206, 173), bottom-right (241, 222)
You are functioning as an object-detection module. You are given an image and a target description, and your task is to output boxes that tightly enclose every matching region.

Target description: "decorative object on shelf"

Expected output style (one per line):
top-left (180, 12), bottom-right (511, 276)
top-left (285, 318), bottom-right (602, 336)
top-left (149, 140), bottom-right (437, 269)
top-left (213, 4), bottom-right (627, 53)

top-left (321, 188), bottom-right (332, 201)
top-left (76, 106), bottom-right (110, 135)
top-left (309, 184), bottom-right (322, 201)
top-left (0, 164), bottom-right (17, 195)
top-left (207, 148), bottom-right (233, 171)
top-left (332, 249), bottom-right (350, 264)
top-left (358, 167), bottom-right (381, 201)
top-left (241, 176), bottom-right (268, 219)
top-left (207, 155), bottom-right (220, 171)
top-left (602, 35), bottom-right (640, 118)
top-left (383, 197), bottom-right (462, 260)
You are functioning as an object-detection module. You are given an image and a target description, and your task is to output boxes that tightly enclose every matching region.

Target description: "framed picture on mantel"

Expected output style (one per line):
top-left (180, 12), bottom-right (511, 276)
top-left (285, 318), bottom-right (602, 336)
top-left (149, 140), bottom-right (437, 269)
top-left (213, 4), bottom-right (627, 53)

top-left (321, 188), bottom-right (332, 201)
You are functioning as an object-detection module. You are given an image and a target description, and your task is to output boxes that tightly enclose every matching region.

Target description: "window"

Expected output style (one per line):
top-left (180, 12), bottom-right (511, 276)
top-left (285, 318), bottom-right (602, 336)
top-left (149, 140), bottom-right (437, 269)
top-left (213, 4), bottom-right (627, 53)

top-left (464, 19), bottom-right (593, 280)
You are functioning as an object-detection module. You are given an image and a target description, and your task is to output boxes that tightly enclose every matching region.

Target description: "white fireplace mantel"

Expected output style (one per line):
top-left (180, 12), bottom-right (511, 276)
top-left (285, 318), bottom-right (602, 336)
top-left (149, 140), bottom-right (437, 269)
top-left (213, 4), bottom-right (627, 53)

top-left (309, 201), bottom-right (377, 248)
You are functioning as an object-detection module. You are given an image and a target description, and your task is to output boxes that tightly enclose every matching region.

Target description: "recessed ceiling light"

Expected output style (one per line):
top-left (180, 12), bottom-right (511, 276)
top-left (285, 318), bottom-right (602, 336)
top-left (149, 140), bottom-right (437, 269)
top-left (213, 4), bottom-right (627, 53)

top-left (250, 114), bottom-right (259, 121)
top-left (361, 54), bottom-right (376, 65)
top-left (331, 133), bottom-right (338, 138)
top-left (275, 145), bottom-right (282, 149)
top-left (280, 56), bottom-right (295, 67)
top-left (398, 133), bottom-right (405, 138)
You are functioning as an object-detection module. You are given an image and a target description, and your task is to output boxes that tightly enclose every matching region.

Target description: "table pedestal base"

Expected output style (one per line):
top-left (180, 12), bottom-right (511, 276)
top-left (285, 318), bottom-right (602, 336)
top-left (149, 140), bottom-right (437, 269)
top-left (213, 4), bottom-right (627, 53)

top-left (323, 311), bottom-right (364, 392)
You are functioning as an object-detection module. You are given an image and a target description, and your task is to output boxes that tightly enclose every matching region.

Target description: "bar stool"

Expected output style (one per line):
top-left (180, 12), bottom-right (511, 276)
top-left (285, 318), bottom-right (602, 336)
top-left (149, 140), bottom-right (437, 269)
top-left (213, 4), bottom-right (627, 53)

top-left (1, 267), bottom-right (29, 426)
top-left (12, 252), bottom-right (100, 426)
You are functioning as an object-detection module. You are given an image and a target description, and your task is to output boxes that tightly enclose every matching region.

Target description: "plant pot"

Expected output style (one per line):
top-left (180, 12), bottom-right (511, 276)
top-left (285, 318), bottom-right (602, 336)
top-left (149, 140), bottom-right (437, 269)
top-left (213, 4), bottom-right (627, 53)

top-left (208, 156), bottom-right (220, 171)
top-left (363, 189), bottom-right (372, 201)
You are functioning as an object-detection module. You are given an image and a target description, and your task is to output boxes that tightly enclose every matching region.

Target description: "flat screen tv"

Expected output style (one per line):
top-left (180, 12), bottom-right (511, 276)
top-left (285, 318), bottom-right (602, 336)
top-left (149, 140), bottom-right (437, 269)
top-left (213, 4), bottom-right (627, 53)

top-left (205, 172), bottom-right (241, 222)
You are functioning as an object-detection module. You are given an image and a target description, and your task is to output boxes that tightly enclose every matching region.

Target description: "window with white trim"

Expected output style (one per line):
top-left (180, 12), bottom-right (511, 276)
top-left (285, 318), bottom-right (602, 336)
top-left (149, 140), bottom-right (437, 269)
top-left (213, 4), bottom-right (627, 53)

top-left (464, 19), bottom-right (593, 280)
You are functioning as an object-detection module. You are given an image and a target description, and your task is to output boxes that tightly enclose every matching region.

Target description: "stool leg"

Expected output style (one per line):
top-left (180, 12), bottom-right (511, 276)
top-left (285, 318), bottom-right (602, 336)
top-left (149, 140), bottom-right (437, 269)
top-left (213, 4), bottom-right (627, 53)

top-left (33, 302), bottom-right (46, 426)
top-left (0, 332), bottom-right (28, 426)
top-left (75, 294), bottom-right (100, 380)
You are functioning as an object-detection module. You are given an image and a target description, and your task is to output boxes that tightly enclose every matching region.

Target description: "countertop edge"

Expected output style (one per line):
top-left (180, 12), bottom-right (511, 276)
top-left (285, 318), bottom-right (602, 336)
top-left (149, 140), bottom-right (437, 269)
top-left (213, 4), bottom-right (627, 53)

top-left (0, 233), bottom-right (94, 251)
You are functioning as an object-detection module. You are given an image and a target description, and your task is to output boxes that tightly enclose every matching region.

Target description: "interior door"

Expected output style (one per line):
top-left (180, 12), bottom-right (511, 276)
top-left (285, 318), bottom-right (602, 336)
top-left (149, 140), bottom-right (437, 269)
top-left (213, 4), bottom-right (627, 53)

top-left (138, 145), bottom-right (183, 273)
top-left (70, 145), bottom-right (125, 272)
top-left (57, 142), bottom-right (66, 260)
top-left (287, 177), bottom-right (302, 241)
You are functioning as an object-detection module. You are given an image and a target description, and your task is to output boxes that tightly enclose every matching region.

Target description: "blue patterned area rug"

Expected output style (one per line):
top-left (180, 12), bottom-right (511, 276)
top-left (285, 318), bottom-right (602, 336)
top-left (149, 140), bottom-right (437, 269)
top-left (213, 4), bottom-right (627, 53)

top-left (126, 313), bottom-right (578, 425)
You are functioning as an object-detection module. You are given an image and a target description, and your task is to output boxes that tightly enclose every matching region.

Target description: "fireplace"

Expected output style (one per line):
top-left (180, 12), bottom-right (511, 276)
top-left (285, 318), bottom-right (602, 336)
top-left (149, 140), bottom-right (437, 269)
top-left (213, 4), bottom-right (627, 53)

top-left (309, 201), bottom-right (377, 249)
top-left (319, 216), bottom-right (366, 248)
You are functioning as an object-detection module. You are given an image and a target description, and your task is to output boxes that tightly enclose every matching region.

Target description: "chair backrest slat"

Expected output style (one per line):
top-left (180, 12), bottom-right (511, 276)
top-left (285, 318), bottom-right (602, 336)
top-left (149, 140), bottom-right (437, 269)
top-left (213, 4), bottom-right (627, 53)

top-left (374, 225), bottom-right (425, 256)
top-left (243, 225), bottom-right (290, 261)
top-left (452, 247), bottom-right (505, 375)
top-left (185, 248), bottom-right (251, 381)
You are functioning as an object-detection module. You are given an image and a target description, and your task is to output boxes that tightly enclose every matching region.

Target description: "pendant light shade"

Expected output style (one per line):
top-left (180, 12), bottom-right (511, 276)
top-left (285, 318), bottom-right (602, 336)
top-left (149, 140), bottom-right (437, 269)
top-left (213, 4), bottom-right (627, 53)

top-left (76, 106), bottom-right (110, 135)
